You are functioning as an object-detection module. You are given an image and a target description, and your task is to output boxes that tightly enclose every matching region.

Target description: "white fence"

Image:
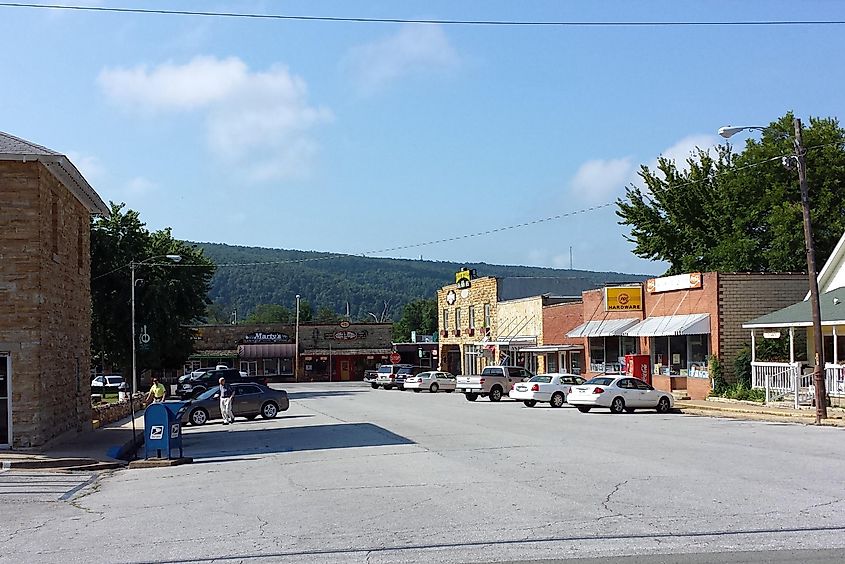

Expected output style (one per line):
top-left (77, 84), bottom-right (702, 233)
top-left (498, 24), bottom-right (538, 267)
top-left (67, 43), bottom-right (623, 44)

top-left (824, 364), bottom-right (845, 397)
top-left (751, 362), bottom-right (808, 408)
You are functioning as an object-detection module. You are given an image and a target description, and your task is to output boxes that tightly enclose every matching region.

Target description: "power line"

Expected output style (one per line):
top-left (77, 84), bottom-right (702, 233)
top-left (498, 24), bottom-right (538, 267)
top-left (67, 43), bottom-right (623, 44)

top-left (2, 3), bottom-right (845, 27)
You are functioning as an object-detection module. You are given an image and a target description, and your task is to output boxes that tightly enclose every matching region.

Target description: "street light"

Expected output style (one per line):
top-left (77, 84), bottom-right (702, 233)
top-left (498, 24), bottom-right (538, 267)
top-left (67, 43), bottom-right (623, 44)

top-left (719, 118), bottom-right (828, 421)
top-left (295, 294), bottom-right (301, 383)
top-left (131, 254), bottom-right (181, 394)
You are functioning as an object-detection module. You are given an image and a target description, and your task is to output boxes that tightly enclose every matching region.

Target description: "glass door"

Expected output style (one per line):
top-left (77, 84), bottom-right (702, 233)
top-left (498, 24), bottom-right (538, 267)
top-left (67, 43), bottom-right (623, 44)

top-left (1, 354), bottom-right (10, 446)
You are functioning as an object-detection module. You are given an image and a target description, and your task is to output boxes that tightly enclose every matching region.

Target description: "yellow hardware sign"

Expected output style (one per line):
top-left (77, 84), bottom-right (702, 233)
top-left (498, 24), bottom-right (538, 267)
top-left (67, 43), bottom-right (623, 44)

top-left (605, 286), bottom-right (643, 311)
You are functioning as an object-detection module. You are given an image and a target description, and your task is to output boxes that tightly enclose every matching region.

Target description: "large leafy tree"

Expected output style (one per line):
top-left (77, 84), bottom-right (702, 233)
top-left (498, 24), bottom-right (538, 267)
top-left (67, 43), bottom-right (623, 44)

top-left (393, 299), bottom-right (438, 341)
top-left (91, 203), bottom-right (215, 381)
top-left (617, 113), bottom-right (845, 274)
top-left (244, 304), bottom-right (291, 324)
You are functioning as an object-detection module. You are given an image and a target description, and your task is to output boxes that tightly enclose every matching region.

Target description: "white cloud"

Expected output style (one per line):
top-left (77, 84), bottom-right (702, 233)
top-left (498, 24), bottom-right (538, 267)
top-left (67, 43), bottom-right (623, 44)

top-left (652, 134), bottom-right (720, 173)
top-left (66, 151), bottom-right (105, 183)
top-left (125, 176), bottom-right (157, 197)
top-left (98, 56), bottom-right (332, 181)
top-left (569, 157), bottom-right (634, 203)
top-left (343, 24), bottom-right (460, 95)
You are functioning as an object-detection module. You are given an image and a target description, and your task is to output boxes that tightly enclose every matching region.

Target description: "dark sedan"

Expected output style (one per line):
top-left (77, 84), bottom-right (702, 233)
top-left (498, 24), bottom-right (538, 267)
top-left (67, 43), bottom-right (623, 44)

top-left (181, 383), bottom-right (289, 426)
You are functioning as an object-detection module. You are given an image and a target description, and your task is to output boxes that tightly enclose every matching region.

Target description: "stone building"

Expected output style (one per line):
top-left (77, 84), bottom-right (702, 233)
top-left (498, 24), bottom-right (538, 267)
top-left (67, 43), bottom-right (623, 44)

top-left (188, 322), bottom-right (393, 381)
top-left (436, 272), bottom-right (599, 376)
top-left (0, 132), bottom-right (108, 448)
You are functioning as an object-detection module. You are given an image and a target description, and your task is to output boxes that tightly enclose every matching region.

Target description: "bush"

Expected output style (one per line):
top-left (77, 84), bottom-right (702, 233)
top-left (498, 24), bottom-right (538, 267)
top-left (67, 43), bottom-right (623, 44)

top-left (714, 382), bottom-right (766, 403)
top-left (709, 355), bottom-right (728, 395)
top-left (733, 347), bottom-right (752, 389)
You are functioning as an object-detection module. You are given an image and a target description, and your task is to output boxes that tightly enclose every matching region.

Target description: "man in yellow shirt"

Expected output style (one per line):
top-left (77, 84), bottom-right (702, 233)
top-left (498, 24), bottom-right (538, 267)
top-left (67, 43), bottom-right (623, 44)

top-left (146, 377), bottom-right (166, 404)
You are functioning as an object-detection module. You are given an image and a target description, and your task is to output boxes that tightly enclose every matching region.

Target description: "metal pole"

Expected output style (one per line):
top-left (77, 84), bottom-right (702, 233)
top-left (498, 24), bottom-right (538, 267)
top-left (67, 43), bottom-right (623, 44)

top-left (131, 262), bottom-right (137, 394)
top-left (295, 295), bottom-right (300, 383)
top-left (795, 117), bottom-right (827, 421)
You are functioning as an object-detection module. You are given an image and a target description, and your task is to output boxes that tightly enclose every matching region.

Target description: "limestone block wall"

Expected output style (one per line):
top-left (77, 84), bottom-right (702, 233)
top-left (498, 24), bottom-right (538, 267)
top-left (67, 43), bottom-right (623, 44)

top-left (0, 161), bottom-right (92, 447)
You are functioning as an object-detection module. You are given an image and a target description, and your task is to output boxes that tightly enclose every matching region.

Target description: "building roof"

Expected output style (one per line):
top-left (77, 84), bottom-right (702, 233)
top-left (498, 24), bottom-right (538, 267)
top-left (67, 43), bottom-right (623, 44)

top-left (0, 131), bottom-right (109, 216)
top-left (743, 287), bottom-right (845, 328)
top-left (815, 230), bottom-right (845, 295)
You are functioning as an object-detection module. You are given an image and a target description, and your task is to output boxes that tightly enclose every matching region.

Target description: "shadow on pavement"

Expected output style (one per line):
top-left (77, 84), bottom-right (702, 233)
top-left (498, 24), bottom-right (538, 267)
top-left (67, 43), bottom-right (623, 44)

top-left (286, 390), bottom-right (368, 400)
top-left (184, 423), bottom-right (415, 458)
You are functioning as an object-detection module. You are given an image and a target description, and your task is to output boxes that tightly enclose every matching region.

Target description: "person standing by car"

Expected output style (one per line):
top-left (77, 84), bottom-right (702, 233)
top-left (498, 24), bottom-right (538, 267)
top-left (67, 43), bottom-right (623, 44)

top-left (145, 377), bottom-right (166, 404)
top-left (219, 377), bottom-right (235, 425)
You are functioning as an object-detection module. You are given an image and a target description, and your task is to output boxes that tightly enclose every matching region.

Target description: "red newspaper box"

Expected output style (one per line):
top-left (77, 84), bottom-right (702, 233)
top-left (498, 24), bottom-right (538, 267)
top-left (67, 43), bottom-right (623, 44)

top-left (624, 354), bottom-right (651, 384)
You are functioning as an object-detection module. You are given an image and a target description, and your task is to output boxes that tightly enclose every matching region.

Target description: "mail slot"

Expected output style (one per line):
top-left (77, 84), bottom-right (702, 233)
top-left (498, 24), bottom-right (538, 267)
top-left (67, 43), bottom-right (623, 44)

top-left (144, 401), bottom-right (188, 459)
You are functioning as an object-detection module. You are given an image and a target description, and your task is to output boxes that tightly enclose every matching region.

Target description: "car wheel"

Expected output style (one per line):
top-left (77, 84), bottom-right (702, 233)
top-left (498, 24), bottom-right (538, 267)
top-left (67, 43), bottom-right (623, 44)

top-left (625, 407), bottom-right (636, 413)
top-left (550, 392), bottom-right (565, 408)
top-left (371, 383), bottom-right (379, 389)
top-left (465, 393), bottom-right (478, 402)
top-left (577, 406), bottom-right (591, 413)
top-left (523, 400), bottom-right (537, 408)
top-left (261, 401), bottom-right (279, 419)
top-left (489, 387), bottom-right (503, 402)
top-left (429, 383), bottom-right (439, 393)
top-left (610, 397), bottom-right (626, 414)
top-left (657, 396), bottom-right (672, 413)
top-left (189, 408), bottom-right (208, 426)
top-left (413, 388), bottom-right (421, 393)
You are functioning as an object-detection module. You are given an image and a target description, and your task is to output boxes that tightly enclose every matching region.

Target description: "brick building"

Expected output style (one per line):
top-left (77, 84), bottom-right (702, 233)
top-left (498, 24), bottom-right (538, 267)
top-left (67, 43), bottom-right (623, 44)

top-left (567, 272), bottom-right (807, 399)
top-left (188, 322), bottom-right (393, 381)
top-left (536, 301), bottom-right (585, 374)
top-left (0, 132), bottom-right (109, 448)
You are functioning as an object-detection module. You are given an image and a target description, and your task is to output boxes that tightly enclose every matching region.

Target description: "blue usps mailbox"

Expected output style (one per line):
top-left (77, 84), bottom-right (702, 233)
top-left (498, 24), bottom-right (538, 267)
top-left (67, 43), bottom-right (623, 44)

top-left (144, 401), bottom-right (187, 459)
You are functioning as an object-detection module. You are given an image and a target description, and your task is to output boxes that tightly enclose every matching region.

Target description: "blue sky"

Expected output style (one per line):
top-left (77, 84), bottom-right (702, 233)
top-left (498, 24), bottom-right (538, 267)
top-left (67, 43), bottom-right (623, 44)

top-left (2, 1), bottom-right (845, 275)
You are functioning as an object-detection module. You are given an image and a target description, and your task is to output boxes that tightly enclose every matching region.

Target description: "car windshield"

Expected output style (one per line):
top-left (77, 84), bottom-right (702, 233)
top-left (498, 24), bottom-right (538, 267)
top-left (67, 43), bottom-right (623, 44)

top-left (529, 376), bottom-right (552, 383)
top-left (584, 377), bottom-right (615, 386)
top-left (196, 387), bottom-right (221, 400)
top-left (398, 368), bottom-right (412, 374)
top-left (377, 366), bottom-right (393, 373)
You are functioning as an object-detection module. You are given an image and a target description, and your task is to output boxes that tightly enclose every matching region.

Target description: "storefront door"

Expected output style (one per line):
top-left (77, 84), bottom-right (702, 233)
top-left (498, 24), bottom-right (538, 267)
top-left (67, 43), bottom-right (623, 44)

top-left (339, 360), bottom-right (351, 381)
top-left (1, 354), bottom-right (10, 447)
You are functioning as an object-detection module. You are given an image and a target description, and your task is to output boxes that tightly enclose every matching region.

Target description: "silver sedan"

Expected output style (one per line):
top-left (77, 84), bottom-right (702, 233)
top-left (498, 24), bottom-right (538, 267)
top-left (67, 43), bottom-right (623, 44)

top-left (402, 371), bottom-right (457, 393)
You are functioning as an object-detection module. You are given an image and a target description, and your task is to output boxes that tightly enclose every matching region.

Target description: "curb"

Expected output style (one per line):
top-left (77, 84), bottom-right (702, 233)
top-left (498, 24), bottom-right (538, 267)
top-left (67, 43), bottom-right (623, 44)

top-left (677, 402), bottom-right (845, 427)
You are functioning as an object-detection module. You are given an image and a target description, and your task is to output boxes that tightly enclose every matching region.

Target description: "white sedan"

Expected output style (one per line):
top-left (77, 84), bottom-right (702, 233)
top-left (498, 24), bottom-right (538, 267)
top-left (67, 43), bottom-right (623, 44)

top-left (91, 374), bottom-right (125, 390)
top-left (403, 371), bottom-right (456, 393)
top-left (567, 376), bottom-right (674, 414)
top-left (510, 373), bottom-right (585, 407)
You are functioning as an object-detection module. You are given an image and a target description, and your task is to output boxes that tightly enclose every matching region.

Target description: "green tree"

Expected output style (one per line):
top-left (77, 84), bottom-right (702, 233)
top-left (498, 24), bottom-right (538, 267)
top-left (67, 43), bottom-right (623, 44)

top-left (299, 299), bottom-right (313, 322)
top-left (91, 203), bottom-right (215, 382)
top-left (316, 306), bottom-right (340, 323)
top-left (393, 298), bottom-right (438, 341)
top-left (616, 113), bottom-right (845, 274)
top-left (245, 304), bottom-right (291, 323)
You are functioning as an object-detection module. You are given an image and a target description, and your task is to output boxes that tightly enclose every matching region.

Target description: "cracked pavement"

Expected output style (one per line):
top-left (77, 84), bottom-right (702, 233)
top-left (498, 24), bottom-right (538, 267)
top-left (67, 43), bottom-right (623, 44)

top-left (1, 382), bottom-right (844, 563)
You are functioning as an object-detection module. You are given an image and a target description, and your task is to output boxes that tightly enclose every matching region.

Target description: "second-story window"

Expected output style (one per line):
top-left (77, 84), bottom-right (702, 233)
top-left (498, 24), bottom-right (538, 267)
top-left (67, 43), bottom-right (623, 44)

top-left (484, 303), bottom-right (491, 328)
top-left (443, 309), bottom-right (449, 330)
top-left (468, 306), bottom-right (475, 329)
top-left (455, 307), bottom-right (462, 329)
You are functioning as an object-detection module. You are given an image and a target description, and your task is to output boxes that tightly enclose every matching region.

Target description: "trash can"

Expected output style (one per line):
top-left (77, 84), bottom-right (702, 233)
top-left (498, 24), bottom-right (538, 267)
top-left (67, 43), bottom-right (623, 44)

top-left (117, 382), bottom-right (130, 402)
top-left (144, 401), bottom-right (189, 460)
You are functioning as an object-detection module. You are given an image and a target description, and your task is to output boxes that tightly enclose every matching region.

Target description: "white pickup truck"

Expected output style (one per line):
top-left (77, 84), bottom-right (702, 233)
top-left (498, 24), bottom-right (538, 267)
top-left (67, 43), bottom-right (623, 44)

top-left (456, 365), bottom-right (534, 402)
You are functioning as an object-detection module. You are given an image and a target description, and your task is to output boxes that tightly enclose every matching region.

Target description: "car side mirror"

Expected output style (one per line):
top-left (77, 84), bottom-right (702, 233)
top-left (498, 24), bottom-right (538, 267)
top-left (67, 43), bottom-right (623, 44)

top-left (213, 393), bottom-right (220, 399)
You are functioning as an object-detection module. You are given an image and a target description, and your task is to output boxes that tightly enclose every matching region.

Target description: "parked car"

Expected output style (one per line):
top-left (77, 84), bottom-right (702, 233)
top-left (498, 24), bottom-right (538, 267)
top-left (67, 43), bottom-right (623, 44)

top-left (566, 376), bottom-right (674, 414)
top-left (363, 370), bottom-right (379, 383)
top-left (373, 364), bottom-right (410, 389)
top-left (178, 365), bottom-right (229, 386)
top-left (456, 365), bottom-right (534, 402)
top-left (181, 382), bottom-right (289, 426)
top-left (510, 373), bottom-right (586, 407)
top-left (91, 374), bottom-right (125, 391)
top-left (403, 371), bottom-right (456, 393)
top-left (177, 368), bottom-right (266, 399)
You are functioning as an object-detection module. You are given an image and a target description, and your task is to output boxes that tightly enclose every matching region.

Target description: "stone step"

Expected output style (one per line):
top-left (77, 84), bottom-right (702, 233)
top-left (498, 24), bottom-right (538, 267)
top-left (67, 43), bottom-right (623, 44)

top-left (672, 390), bottom-right (691, 400)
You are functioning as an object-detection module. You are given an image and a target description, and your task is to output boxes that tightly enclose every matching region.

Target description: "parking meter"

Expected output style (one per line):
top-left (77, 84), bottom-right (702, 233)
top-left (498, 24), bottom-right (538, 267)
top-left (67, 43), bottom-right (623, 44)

top-left (144, 401), bottom-right (188, 459)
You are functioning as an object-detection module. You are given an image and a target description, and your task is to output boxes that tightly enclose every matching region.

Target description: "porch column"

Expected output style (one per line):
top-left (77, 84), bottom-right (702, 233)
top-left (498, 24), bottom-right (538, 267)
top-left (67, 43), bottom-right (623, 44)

top-left (751, 330), bottom-right (756, 362)
top-left (834, 326), bottom-right (839, 364)
top-left (789, 327), bottom-right (795, 363)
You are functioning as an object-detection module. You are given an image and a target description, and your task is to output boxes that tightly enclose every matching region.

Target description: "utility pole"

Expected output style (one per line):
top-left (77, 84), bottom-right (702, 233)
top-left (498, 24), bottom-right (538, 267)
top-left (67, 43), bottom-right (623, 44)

top-left (795, 117), bottom-right (827, 422)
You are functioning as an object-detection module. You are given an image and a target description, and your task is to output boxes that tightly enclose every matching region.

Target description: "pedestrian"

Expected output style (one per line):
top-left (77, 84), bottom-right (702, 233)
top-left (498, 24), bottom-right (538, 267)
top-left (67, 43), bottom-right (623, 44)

top-left (219, 377), bottom-right (235, 425)
top-left (145, 377), bottom-right (166, 404)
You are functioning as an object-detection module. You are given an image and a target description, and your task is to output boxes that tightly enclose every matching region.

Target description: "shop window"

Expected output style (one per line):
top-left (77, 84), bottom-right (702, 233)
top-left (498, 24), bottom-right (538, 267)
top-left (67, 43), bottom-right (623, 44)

top-left (263, 358), bottom-right (279, 375)
top-left (621, 336), bottom-right (638, 356)
top-left (240, 361), bottom-right (258, 376)
top-left (689, 334), bottom-right (709, 369)
top-left (546, 353), bottom-right (558, 373)
top-left (570, 351), bottom-right (582, 375)
top-left (589, 338), bottom-right (605, 371)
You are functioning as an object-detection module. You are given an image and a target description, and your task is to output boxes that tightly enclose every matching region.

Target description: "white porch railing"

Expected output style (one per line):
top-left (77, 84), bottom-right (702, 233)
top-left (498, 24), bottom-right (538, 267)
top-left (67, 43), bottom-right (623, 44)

top-left (751, 362), bottom-right (807, 408)
top-left (824, 364), bottom-right (845, 397)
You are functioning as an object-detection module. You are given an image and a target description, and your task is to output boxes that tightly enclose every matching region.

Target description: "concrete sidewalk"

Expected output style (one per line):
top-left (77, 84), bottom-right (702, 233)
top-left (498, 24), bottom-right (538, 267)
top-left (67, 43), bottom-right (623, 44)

top-left (677, 398), bottom-right (845, 427)
top-left (0, 412), bottom-right (145, 471)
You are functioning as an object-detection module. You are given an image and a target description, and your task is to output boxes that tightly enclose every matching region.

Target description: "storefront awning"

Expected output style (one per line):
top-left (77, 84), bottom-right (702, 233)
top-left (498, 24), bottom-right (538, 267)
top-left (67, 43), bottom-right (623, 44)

top-left (567, 318), bottom-right (639, 338)
top-left (520, 345), bottom-right (584, 353)
top-left (238, 343), bottom-right (296, 359)
top-left (189, 349), bottom-right (238, 359)
top-left (623, 313), bottom-right (710, 337)
top-left (303, 348), bottom-right (393, 356)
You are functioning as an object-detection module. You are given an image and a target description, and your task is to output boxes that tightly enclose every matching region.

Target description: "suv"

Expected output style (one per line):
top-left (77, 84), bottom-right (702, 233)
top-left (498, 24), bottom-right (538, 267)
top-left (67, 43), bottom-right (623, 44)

top-left (372, 364), bottom-right (427, 390)
top-left (177, 368), bottom-right (265, 399)
top-left (178, 365), bottom-right (229, 386)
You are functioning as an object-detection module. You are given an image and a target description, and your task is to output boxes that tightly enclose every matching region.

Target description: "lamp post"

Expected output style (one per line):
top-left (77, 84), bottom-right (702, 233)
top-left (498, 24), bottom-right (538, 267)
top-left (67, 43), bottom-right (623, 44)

top-left (130, 254), bottom-right (182, 394)
top-left (295, 294), bottom-right (301, 383)
top-left (719, 118), bottom-right (827, 421)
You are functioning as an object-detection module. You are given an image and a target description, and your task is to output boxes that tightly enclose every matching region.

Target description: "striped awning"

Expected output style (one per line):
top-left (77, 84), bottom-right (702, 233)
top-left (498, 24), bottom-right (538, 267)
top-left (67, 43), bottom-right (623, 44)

top-left (567, 318), bottom-right (640, 338)
top-left (238, 343), bottom-right (296, 359)
top-left (623, 314), bottom-right (711, 337)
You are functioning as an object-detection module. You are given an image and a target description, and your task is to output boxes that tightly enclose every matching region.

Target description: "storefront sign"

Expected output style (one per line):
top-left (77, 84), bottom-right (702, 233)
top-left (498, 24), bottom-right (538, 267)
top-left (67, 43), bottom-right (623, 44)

top-left (339, 320), bottom-right (351, 328)
top-left (242, 332), bottom-right (290, 343)
top-left (763, 331), bottom-right (782, 339)
top-left (322, 330), bottom-right (368, 341)
top-left (646, 272), bottom-right (702, 294)
top-left (605, 286), bottom-right (643, 311)
top-left (455, 268), bottom-right (477, 289)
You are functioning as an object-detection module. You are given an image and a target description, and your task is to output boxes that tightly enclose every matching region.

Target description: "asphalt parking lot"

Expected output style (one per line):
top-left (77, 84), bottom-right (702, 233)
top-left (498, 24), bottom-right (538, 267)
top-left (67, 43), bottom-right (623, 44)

top-left (3, 382), bottom-right (845, 563)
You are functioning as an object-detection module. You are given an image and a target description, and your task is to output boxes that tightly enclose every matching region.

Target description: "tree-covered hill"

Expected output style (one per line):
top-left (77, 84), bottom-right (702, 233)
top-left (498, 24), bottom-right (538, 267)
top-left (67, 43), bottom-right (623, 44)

top-left (190, 242), bottom-right (649, 322)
